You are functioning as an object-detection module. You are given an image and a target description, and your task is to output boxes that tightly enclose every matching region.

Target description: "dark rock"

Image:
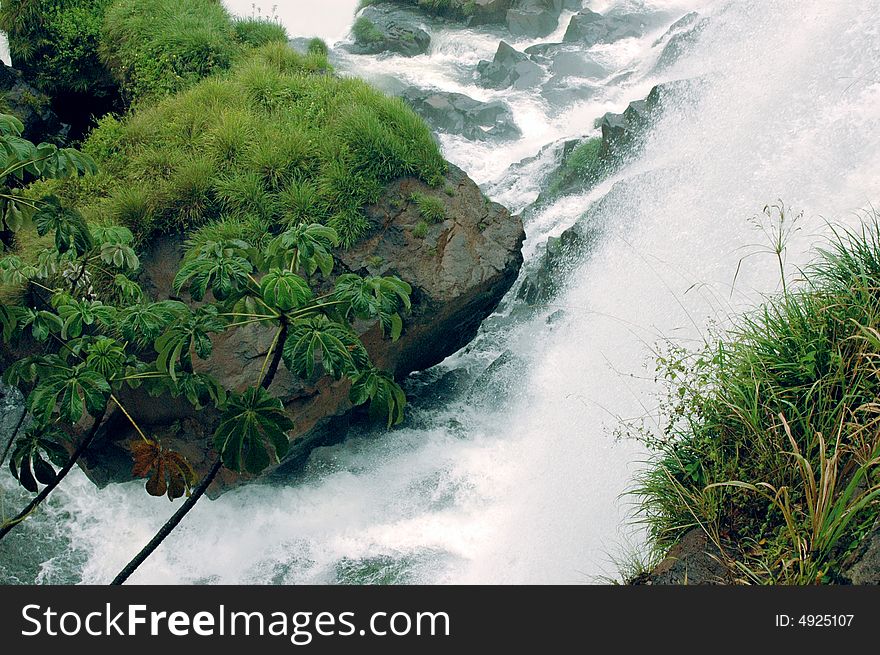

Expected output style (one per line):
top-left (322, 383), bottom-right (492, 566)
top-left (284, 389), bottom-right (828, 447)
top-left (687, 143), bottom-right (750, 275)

top-left (348, 6), bottom-right (431, 57)
top-left (507, 0), bottom-right (563, 39)
top-left (563, 8), bottom-right (645, 45)
top-left (844, 520), bottom-right (880, 584)
top-left (0, 62), bottom-right (69, 145)
top-left (632, 529), bottom-right (733, 585)
top-left (516, 218), bottom-right (598, 305)
top-left (549, 51), bottom-right (606, 78)
top-left (467, 349), bottom-right (529, 407)
top-left (540, 76), bottom-right (596, 109)
top-left (401, 86), bottom-right (521, 141)
top-left (80, 164), bottom-right (525, 496)
top-left (476, 41), bottom-right (543, 90)
top-left (471, 0), bottom-right (516, 24)
top-left (0, 383), bottom-right (27, 455)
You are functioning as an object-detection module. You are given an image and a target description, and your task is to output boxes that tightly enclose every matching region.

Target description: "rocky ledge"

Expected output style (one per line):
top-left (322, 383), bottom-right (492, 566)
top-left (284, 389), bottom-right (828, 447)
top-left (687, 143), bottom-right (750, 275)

top-left (78, 165), bottom-right (525, 496)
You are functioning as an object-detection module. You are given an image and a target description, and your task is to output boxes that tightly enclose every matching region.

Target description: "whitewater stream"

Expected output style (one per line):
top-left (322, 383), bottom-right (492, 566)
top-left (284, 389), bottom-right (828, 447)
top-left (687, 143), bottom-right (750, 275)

top-left (1, 0), bottom-right (879, 584)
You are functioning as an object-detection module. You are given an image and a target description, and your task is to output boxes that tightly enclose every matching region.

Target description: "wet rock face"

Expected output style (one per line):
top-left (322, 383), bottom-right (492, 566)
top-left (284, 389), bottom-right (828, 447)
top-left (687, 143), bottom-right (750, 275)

top-left (0, 62), bottom-right (69, 145)
top-left (476, 41), bottom-right (543, 90)
top-left (81, 165), bottom-right (525, 496)
top-left (652, 12), bottom-right (709, 73)
top-left (562, 8), bottom-right (646, 45)
top-left (631, 529), bottom-right (733, 585)
top-left (401, 86), bottom-right (521, 141)
top-left (844, 520), bottom-right (880, 584)
top-left (506, 0), bottom-right (564, 39)
top-left (348, 6), bottom-right (431, 57)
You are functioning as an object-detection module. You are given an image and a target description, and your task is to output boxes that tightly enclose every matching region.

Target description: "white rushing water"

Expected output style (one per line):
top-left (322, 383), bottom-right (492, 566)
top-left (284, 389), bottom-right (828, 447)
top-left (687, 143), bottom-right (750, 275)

top-left (2, 0), bottom-right (880, 584)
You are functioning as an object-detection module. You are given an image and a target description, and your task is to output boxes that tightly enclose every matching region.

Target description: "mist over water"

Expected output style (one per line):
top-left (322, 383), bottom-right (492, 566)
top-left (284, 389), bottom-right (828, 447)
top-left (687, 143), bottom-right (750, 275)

top-left (2, 0), bottom-right (879, 584)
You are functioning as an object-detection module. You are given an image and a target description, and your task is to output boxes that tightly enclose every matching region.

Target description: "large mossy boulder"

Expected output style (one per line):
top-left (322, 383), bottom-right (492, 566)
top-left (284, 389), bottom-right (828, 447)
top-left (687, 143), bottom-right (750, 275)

top-left (18, 40), bottom-right (525, 495)
top-left (81, 163), bottom-right (524, 494)
top-left (349, 6), bottom-right (431, 57)
top-left (401, 86), bottom-right (521, 140)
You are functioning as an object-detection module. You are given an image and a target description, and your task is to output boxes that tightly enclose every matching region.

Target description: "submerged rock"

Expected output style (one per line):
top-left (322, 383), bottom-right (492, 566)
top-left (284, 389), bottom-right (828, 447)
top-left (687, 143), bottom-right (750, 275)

top-left (80, 165), bottom-right (525, 495)
top-left (348, 6), bottom-right (431, 57)
top-left (401, 86), bottom-right (521, 141)
top-left (562, 8), bottom-right (645, 45)
top-left (476, 41), bottom-right (543, 90)
top-left (507, 0), bottom-right (564, 39)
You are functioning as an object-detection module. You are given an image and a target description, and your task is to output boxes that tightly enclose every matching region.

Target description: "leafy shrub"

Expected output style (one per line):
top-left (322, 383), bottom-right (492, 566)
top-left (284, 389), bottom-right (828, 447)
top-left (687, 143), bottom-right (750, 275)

top-left (100, 0), bottom-right (240, 102)
top-left (62, 43), bottom-right (445, 248)
top-left (0, 0), bottom-right (116, 98)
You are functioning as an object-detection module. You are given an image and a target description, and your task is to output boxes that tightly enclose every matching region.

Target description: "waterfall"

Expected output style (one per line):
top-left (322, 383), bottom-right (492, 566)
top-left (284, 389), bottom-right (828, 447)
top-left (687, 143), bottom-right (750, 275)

top-left (2, 0), bottom-right (879, 584)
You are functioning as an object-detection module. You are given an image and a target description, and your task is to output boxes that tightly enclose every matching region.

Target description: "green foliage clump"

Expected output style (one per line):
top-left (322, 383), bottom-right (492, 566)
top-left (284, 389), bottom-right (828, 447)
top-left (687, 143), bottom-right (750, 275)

top-left (545, 137), bottom-right (606, 199)
top-left (65, 43), bottom-right (445, 248)
top-left (232, 16), bottom-right (289, 49)
top-left (412, 220), bottom-right (428, 239)
top-left (0, 0), bottom-right (116, 98)
top-left (100, 0), bottom-right (240, 103)
top-left (630, 209), bottom-right (880, 584)
top-left (409, 192), bottom-right (446, 223)
top-left (352, 16), bottom-right (384, 45)
top-left (307, 38), bottom-right (330, 57)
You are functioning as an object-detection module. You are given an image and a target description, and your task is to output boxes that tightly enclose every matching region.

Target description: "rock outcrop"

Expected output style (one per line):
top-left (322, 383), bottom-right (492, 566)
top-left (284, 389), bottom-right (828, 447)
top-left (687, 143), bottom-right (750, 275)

top-left (631, 529), bottom-right (734, 585)
top-left (0, 62), bottom-right (69, 145)
top-left (79, 165), bottom-right (525, 495)
top-left (348, 6), bottom-right (431, 57)
top-left (401, 86), bottom-right (521, 141)
top-left (562, 8), bottom-right (646, 45)
top-left (476, 41), bottom-right (543, 90)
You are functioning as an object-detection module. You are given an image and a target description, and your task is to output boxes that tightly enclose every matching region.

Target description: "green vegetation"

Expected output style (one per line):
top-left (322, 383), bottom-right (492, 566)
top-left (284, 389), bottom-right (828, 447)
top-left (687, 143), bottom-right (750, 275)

top-left (412, 220), bottom-right (429, 238)
top-left (630, 206), bottom-right (880, 584)
top-left (352, 16), bottom-right (384, 45)
top-left (544, 137), bottom-right (607, 199)
top-left (56, 42), bottom-right (445, 248)
top-left (0, 0), bottom-right (116, 99)
top-left (409, 191), bottom-right (446, 223)
top-left (100, 0), bottom-right (289, 103)
top-left (232, 16), bottom-right (289, 49)
top-left (0, 171), bottom-right (412, 580)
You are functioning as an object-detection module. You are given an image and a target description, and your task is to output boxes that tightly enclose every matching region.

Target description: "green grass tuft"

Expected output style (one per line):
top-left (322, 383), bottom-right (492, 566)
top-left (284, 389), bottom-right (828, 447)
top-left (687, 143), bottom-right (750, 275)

top-left (628, 210), bottom-right (880, 584)
top-left (54, 43), bottom-right (445, 250)
top-left (409, 192), bottom-right (446, 223)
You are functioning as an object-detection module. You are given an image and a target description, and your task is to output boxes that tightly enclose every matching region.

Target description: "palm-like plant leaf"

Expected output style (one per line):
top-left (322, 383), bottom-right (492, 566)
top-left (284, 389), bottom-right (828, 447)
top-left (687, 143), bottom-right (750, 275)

top-left (213, 387), bottom-right (294, 474)
top-left (8, 426), bottom-right (69, 493)
top-left (334, 274), bottom-right (412, 341)
top-left (260, 269), bottom-right (313, 311)
top-left (349, 367), bottom-right (407, 427)
top-left (265, 223), bottom-right (338, 276)
top-left (130, 440), bottom-right (198, 501)
top-left (33, 197), bottom-right (93, 256)
top-left (28, 363), bottom-right (110, 426)
top-left (282, 315), bottom-right (367, 380)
